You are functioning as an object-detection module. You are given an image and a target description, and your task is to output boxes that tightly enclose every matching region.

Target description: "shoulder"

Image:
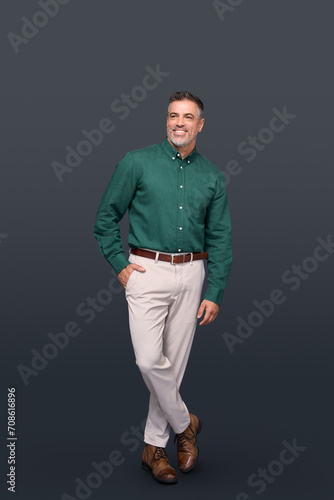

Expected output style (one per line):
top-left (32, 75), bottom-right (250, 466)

top-left (115, 143), bottom-right (159, 177)
top-left (127, 142), bottom-right (160, 159)
top-left (116, 143), bottom-right (158, 167)
top-left (196, 152), bottom-right (225, 183)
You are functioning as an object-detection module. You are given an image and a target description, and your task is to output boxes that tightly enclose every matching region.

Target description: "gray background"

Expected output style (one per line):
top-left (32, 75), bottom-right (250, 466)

top-left (1, 1), bottom-right (333, 499)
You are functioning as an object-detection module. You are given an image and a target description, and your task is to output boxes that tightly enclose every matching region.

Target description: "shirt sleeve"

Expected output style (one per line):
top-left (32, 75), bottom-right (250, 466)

top-left (203, 172), bottom-right (232, 307)
top-left (93, 152), bottom-right (138, 275)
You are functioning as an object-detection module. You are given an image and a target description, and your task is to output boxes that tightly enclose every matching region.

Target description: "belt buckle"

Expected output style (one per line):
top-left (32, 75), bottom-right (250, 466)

top-left (170, 253), bottom-right (189, 265)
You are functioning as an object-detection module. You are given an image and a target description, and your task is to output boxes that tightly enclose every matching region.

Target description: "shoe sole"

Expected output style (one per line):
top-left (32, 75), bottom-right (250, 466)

top-left (141, 461), bottom-right (178, 484)
top-left (180, 417), bottom-right (202, 474)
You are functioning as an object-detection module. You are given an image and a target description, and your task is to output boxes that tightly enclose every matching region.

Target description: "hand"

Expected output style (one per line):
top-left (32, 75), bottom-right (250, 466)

top-left (118, 263), bottom-right (146, 289)
top-left (197, 299), bottom-right (219, 326)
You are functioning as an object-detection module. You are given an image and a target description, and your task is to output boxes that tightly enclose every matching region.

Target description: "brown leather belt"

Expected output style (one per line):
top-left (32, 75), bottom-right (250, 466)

top-left (131, 248), bottom-right (208, 264)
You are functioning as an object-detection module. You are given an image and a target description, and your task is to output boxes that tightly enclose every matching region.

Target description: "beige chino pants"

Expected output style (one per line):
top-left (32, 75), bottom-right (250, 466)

top-left (125, 248), bottom-right (206, 448)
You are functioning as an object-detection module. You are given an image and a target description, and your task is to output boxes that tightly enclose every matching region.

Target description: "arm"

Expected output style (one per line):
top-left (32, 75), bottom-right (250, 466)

top-left (93, 152), bottom-right (138, 275)
top-left (198, 172), bottom-right (232, 323)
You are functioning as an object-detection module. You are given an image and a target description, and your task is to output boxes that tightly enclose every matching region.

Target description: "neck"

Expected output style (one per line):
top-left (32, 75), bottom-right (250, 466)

top-left (167, 137), bottom-right (195, 159)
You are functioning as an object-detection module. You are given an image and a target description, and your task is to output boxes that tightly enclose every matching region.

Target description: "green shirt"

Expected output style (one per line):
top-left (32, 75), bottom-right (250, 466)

top-left (94, 137), bottom-right (232, 306)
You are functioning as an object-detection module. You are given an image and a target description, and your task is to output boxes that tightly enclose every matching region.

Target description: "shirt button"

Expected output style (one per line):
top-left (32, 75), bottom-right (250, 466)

top-left (179, 206), bottom-right (183, 209)
top-left (180, 166), bottom-right (183, 169)
top-left (179, 227), bottom-right (182, 230)
top-left (172, 156), bottom-right (175, 160)
top-left (187, 160), bottom-right (190, 164)
top-left (178, 249), bottom-right (181, 252)
top-left (180, 185), bottom-right (183, 188)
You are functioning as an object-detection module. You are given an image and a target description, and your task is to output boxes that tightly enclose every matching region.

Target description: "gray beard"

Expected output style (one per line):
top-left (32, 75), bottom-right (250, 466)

top-left (168, 131), bottom-right (191, 148)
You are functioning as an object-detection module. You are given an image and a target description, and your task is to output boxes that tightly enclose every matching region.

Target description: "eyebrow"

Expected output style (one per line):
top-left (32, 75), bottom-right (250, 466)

top-left (169, 112), bottom-right (195, 118)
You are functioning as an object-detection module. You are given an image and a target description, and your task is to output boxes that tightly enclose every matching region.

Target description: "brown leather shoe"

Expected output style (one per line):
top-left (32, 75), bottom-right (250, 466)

top-left (174, 413), bottom-right (202, 473)
top-left (141, 444), bottom-right (177, 484)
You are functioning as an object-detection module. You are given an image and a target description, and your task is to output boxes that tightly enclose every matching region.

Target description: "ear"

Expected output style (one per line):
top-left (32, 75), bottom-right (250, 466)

top-left (198, 118), bottom-right (205, 133)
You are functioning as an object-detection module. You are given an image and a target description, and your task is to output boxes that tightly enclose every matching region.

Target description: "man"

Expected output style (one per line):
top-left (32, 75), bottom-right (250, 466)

top-left (94, 91), bottom-right (232, 484)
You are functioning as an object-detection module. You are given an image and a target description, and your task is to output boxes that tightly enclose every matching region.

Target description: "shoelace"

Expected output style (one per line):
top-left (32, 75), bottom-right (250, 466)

top-left (154, 446), bottom-right (169, 463)
top-left (174, 426), bottom-right (195, 448)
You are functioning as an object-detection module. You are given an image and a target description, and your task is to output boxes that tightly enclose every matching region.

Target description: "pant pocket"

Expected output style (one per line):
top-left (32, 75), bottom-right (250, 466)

top-left (125, 254), bottom-right (139, 294)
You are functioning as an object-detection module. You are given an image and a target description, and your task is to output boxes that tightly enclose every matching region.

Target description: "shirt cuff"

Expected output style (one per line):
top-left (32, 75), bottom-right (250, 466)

top-left (108, 253), bottom-right (131, 276)
top-left (203, 286), bottom-right (225, 307)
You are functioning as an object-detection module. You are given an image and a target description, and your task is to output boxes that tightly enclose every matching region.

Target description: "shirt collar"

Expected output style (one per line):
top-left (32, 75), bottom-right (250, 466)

top-left (161, 137), bottom-right (198, 163)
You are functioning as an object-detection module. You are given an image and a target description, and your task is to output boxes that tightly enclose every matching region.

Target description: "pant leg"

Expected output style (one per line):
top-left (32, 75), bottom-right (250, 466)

top-left (144, 257), bottom-right (206, 445)
top-left (125, 252), bottom-right (205, 447)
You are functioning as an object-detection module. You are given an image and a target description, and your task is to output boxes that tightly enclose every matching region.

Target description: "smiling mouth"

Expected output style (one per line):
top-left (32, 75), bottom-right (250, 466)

top-left (173, 130), bottom-right (187, 134)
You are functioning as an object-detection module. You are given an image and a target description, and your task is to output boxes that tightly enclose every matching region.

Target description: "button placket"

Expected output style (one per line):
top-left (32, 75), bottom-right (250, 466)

top-left (177, 158), bottom-right (185, 250)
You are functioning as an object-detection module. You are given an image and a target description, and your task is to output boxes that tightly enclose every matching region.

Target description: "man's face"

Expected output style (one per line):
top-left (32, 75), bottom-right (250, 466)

top-left (166, 99), bottom-right (205, 149)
